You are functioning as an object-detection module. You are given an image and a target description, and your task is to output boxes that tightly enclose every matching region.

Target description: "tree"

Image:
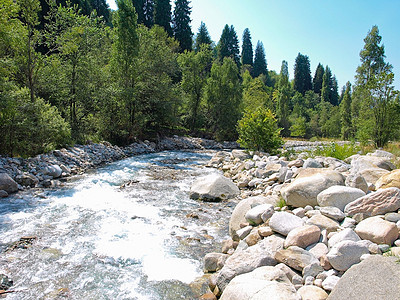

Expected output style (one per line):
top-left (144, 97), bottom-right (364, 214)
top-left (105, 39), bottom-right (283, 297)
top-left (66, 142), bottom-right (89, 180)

top-left (242, 75), bottom-right (271, 112)
top-left (133, 0), bottom-right (144, 24)
top-left (273, 60), bottom-right (291, 136)
top-left (241, 28), bottom-right (253, 67)
top-left (154, 0), bottom-right (172, 36)
top-left (340, 81), bottom-right (352, 140)
top-left (354, 26), bottom-right (398, 147)
top-left (237, 107), bottom-right (283, 153)
top-left (313, 63), bottom-right (324, 95)
top-left (293, 53), bottom-right (312, 95)
top-left (173, 0), bottom-right (192, 52)
top-left (252, 41), bottom-right (268, 81)
top-left (218, 25), bottom-right (240, 67)
top-left (204, 58), bottom-right (242, 140)
top-left (321, 66), bottom-right (332, 103)
top-left (194, 21), bottom-right (212, 52)
top-left (178, 45), bottom-right (212, 131)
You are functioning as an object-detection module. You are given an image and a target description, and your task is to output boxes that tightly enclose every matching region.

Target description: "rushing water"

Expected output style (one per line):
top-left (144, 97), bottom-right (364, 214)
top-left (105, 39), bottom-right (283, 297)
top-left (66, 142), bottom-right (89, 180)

top-left (0, 151), bottom-right (237, 299)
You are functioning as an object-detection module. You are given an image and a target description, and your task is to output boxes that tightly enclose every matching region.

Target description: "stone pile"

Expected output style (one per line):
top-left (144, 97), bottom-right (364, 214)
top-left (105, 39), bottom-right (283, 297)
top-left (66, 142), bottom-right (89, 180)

top-left (201, 149), bottom-right (400, 299)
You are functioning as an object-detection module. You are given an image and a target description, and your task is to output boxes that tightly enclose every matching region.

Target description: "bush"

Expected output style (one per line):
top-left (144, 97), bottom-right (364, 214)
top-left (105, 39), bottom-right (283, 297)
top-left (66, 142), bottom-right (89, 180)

top-left (309, 142), bottom-right (360, 160)
top-left (237, 107), bottom-right (283, 154)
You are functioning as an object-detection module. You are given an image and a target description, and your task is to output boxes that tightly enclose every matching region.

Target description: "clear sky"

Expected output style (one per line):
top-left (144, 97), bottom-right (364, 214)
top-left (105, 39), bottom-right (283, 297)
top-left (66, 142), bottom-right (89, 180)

top-left (106, 0), bottom-right (400, 90)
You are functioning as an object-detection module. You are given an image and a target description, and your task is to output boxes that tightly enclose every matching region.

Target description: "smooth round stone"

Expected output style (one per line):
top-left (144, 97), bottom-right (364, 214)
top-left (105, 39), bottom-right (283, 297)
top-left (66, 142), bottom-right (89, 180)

top-left (385, 212), bottom-right (400, 223)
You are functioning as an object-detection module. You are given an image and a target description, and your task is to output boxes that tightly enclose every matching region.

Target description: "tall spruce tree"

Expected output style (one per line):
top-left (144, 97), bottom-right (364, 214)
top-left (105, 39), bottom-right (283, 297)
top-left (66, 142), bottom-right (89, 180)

top-left (340, 81), bottom-right (352, 140)
top-left (331, 75), bottom-right (339, 105)
top-left (241, 28), bottom-right (253, 66)
top-left (154, 0), bottom-right (172, 36)
top-left (274, 60), bottom-right (291, 136)
top-left (173, 0), bottom-right (193, 52)
top-left (313, 63), bottom-right (324, 95)
top-left (194, 21), bottom-right (212, 52)
top-left (218, 25), bottom-right (240, 67)
top-left (252, 41), bottom-right (268, 79)
top-left (133, 0), bottom-right (144, 24)
top-left (321, 66), bottom-right (332, 103)
top-left (293, 53), bottom-right (312, 95)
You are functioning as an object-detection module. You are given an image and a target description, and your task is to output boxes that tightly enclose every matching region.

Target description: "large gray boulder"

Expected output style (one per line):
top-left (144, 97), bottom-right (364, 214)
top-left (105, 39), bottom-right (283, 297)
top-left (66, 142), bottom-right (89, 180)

top-left (15, 173), bottom-right (39, 187)
top-left (216, 235), bottom-right (284, 292)
top-left (0, 173), bottom-right (18, 193)
top-left (317, 186), bottom-right (365, 211)
top-left (190, 173), bottom-right (239, 201)
top-left (41, 164), bottom-right (62, 178)
top-left (220, 266), bottom-right (300, 300)
top-left (281, 169), bottom-right (345, 207)
top-left (229, 195), bottom-right (278, 240)
top-left (328, 256), bottom-right (400, 300)
top-left (344, 187), bottom-right (400, 217)
top-left (326, 240), bottom-right (369, 271)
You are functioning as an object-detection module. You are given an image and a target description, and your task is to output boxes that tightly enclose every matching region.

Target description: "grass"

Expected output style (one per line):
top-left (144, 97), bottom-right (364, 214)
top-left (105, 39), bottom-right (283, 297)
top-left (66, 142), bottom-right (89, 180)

top-left (306, 142), bottom-right (361, 161)
top-left (275, 197), bottom-right (287, 209)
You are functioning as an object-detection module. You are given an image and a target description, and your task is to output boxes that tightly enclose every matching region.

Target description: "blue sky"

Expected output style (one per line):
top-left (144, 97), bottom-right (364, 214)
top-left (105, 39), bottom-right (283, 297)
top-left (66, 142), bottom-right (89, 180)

top-left (106, 0), bottom-right (400, 90)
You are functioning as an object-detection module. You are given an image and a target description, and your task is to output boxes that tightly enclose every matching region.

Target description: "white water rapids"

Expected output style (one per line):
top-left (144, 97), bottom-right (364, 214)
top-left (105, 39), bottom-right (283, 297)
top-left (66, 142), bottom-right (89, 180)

top-left (0, 151), bottom-right (236, 299)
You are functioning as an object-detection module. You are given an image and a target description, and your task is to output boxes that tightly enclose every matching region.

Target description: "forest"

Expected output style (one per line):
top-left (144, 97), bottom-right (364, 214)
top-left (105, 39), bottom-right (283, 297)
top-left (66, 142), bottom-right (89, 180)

top-left (1, 0), bottom-right (399, 157)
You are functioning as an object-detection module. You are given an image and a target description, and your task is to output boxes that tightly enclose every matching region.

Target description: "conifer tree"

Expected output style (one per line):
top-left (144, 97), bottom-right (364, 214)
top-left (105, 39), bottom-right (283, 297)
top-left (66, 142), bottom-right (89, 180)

top-left (331, 75), bottom-right (339, 106)
top-left (154, 0), bottom-right (172, 36)
top-left (143, 0), bottom-right (154, 28)
top-left (133, 0), bottom-right (145, 24)
top-left (252, 41), bottom-right (268, 79)
top-left (340, 82), bottom-right (352, 140)
top-left (241, 28), bottom-right (253, 66)
top-left (293, 53), bottom-right (312, 95)
top-left (313, 63), bottom-right (324, 95)
top-left (274, 60), bottom-right (291, 136)
top-left (173, 0), bottom-right (193, 52)
top-left (321, 66), bottom-right (332, 103)
top-left (194, 21), bottom-right (212, 52)
top-left (218, 25), bottom-right (240, 67)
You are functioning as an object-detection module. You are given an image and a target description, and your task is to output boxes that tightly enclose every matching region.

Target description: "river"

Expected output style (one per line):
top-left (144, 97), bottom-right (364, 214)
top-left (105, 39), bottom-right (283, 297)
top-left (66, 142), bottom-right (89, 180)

top-left (0, 151), bottom-right (237, 299)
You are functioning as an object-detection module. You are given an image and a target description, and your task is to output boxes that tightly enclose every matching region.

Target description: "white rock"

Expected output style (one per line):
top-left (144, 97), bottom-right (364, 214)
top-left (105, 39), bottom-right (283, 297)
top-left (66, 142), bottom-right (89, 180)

top-left (326, 240), bottom-right (369, 271)
top-left (190, 173), bottom-right (239, 201)
top-left (322, 275), bottom-right (341, 291)
top-left (245, 204), bottom-right (274, 225)
top-left (269, 212), bottom-right (305, 236)
top-left (327, 228), bottom-right (361, 249)
top-left (317, 186), bottom-right (365, 211)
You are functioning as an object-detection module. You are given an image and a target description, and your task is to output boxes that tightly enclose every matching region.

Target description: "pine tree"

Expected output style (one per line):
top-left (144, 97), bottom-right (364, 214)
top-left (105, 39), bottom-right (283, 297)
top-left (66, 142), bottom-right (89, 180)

top-left (133, 0), bottom-right (144, 24)
top-left (252, 41), bottom-right (268, 79)
top-left (331, 75), bottom-right (339, 106)
top-left (274, 60), bottom-right (291, 136)
top-left (313, 63), bottom-right (324, 95)
top-left (340, 81), bottom-right (352, 140)
top-left (218, 25), bottom-right (240, 67)
top-left (241, 28), bottom-right (253, 66)
top-left (321, 66), bottom-right (332, 103)
top-left (173, 0), bottom-right (193, 52)
top-left (154, 0), bottom-right (172, 36)
top-left (194, 21), bottom-right (212, 52)
top-left (143, 0), bottom-right (154, 28)
top-left (293, 53), bottom-right (312, 95)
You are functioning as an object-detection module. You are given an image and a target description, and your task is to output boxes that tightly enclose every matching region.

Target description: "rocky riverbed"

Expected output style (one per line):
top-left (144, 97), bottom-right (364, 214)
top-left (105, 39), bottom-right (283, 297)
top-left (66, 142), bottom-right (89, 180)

top-left (198, 148), bottom-right (400, 300)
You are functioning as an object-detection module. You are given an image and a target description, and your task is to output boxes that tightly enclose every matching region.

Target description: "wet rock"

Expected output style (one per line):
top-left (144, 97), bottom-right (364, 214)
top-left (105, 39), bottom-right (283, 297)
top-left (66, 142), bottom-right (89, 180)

top-left (355, 216), bottom-right (399, 245)
top-left (15, 173), bottom-right (39, 187)
top-left (6, 236), bottom-right (37, 252)
top-left (0, 190), bottom-right (8, 198)
top-left (269, 212), bottom-right (305, 236)
top-left (190, 173), bottom-right (239, 201)
top-left (0, 173), bottom-right (18, 193)
top-left (281, 169), bottom-right (345, 207)
top-left (376, 169), bottom-right (400, 189)
top-left (317, 186), bottom-right (365, 211)
top-left (284, 225), bottom-right (321, 248)
top-left (344, 187), bottom-right (400, 216)
top-left (204, 253), bottom-right (229, 273)
top-left (275, 246), bottom-right (319, 272)
top-left (326, 240), bottom-right (369, 271)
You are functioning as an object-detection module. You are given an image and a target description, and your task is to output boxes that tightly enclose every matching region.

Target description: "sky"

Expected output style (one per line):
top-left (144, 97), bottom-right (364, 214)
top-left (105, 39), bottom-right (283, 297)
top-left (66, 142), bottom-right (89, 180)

top-left (106, 0), bottom-right (400, 90)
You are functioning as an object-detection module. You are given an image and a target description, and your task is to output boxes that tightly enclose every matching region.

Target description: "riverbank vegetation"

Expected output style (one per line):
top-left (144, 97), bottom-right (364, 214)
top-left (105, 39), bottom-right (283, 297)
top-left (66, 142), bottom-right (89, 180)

top-left (1, 0), bottom-right (399, 157)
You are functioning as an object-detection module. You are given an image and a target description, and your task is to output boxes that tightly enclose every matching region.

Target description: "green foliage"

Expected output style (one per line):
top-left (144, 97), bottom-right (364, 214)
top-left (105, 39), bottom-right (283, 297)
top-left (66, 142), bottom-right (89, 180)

top-left (308, 142), bottom-right (360, 161)
top-left (173, 0), bottom-right (192, 52)
top-left (237, 107), bottom-right (283, 154)
top-left (218, 24), bottom-right (240, 67)
top-left (340, 81), bottom-right (353, 140)
top-left (154, 0), bottom-right (173, 36)
top-left (275, 197), bottom-right (287, 209)
top-left (313, 63), bottom-right (324, 95)
top-left (205, 58), bottom-right (242, 141)
top-left (293, 53), bottom-right (312, 95)
top-left (290, 116), bottom-right (307, 138)
top-left (194, 21), bottom-right (212, 52)
top-left (241, 28), bottom-right (253, 66)
top-left (252, 41), bottom-right (268, 81)
top-left (242, 75), bottom-right (272, 112)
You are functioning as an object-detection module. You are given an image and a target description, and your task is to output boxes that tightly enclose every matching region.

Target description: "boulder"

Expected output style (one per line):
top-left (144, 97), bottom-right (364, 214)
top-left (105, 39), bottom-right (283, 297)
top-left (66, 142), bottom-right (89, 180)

top-left (317, 186), bottom-right (365, 211)
top-left (220, 266), bottom-right (300, 300)
top-left (358, 168), bottom-right (390, 186)
top-left (319, 206), bottom-right (345, 221)
top-left (344, 187), bottom-right (400, 216)
top-left (0, 190), bottom-right (8, 198)
top-left (281, 169), bottom-right (345, 207)
top-left (350, 155), bottom-right (396, 172)
top-left (229, 195), bottom-right (278, 240)
top-left (231, 150), bottom-right (251, 160)
top-left (306, 243), bottom-right (328, 260)
top-left (306, 215), bottom-right (340, 234)
top-left (376, 169), bottom-right (400, 189)
top-left (0, 173), bottom-right (18, 193)
top-left (328, 255), bottom-right (400, 300)
top-left (284, 225), bottom-right (321, 248)
top-left (345, 173), bottom-right (369, 193)
top-left (245, 204), bottom-right (274, 225)
top-left (303, 158), bottom-right (323, 169)
top-left (275, 246), bottom-right (319, 272)
top-left (269, 212), bottom-right (305, 236)
top-left (190, 173), bottom-right (239, 201)
top-left (216, 235), bottom-right (284, 292)
top-left (297, 285), bottom-right (328, 300)
top-left (327, 228), bottom-right (360, 249)
top-left (204, 253), bottom-right (229, 272)
top-left (355, 216), bottom-right (399, 245)
top-left (326, 240), bottom-right (369, 271)
top-left (15, 173), bottom-right (39, 187)
top-left (367, 149), bottom-right (396, 160)
top-left (41, 164), bottom-right (62, 178)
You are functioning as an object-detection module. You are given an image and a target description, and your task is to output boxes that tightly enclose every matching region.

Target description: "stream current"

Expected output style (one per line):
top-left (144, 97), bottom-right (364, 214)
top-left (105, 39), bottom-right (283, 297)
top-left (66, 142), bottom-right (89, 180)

top-left (0, 151), bottom-right (236, 299)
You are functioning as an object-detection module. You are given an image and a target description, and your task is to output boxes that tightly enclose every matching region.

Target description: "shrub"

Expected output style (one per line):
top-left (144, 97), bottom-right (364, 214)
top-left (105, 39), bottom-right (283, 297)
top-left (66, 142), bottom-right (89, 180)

top-left (237, 107), bottom-right (283, 154)
top-left (309, 142), bottom-right (360, 160)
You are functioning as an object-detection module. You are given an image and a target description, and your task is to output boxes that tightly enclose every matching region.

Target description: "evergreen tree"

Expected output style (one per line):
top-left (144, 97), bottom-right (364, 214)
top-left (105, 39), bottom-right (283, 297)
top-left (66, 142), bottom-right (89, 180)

top-left (173, 0), bottom-right (193, 52)
top-left (154, 0), bottom-right (172, 36)
top-left (313, 63), bottom-right (324, 95)
top-left (293, 53), bottom-right (312, 95)
top-left (143, 0), bottom-right (154, 28)
top-left (252, 41), bottom-right (268, 80)
top-left (274, 60), bottom-right (291, 136)
top-left (331, 75), bottom-right (339, 106)
top-left (340, 81), bottom-right (352, 140)
top-left (321, 66), bottom-right (332, 103)
top-left (218, 25), bottom-right (240, 67)
top-left (194, 21), bottom-right (212, 52)
top-left (241, 28), bottom-right (253, 66)
top-left (133, 0), bottom-right (144, 24)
